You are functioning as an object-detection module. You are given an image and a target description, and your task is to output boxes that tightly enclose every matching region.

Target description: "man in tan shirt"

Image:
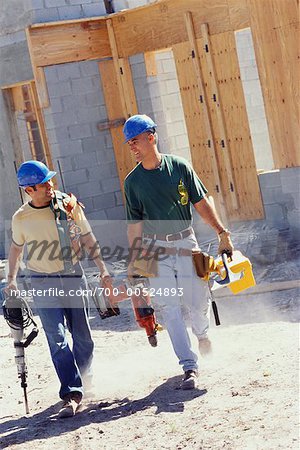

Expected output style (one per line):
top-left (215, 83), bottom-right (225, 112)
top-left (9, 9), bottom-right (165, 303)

top-left (6, 160), bottom-right (112, 418)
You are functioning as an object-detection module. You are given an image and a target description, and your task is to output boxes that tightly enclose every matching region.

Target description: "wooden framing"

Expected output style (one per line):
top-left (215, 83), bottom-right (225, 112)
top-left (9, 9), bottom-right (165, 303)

top-left (17, 0), bottom-right (298, 221)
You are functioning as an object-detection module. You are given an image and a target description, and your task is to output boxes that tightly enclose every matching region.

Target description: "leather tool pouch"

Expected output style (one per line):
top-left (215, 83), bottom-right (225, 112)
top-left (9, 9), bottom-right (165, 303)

top-left (133, 253), bottom-right (158, 278)
top-left (192, 250), bottom-right (212, 280)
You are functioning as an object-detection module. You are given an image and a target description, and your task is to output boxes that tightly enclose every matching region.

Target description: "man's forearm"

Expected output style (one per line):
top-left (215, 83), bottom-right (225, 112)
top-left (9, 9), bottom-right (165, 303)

top-left (8, 244), bottom-right (23, 282)
top-left (80, 232), bottom-right (108, 275)
top-left (193, 197), bottom-right (227, 235)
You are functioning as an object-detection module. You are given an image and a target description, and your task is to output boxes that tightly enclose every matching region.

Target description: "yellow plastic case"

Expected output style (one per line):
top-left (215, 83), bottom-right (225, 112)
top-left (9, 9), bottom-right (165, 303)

top-left (216, 250), bottom-right (256, 294)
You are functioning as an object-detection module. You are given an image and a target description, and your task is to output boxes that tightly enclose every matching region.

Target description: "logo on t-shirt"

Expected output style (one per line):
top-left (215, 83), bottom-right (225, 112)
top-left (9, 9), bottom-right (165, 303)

top-left (178, 179), bottom-right (188, 205)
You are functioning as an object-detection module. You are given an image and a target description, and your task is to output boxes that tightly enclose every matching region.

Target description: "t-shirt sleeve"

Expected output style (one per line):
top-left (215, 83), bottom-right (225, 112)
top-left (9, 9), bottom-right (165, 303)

top-left (11, 213), bottom-right (25, 247)
top-left (184, 162), bottom-right (208, 204)
top-left (124, 179), bottom-right (143, 223)
top-left (72, 203), bottom-right (92, 236)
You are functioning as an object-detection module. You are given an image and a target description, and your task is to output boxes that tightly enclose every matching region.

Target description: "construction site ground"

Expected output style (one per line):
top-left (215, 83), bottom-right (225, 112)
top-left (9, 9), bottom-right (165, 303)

top-left (0, 223), bottom-right (299, 450)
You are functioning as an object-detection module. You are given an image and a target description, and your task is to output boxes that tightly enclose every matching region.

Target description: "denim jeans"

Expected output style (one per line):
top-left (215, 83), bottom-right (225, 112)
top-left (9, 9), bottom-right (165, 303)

top-left (145, 230), bottom-right (210, 373)
top-left (30, 268), bottom-right (94, 399)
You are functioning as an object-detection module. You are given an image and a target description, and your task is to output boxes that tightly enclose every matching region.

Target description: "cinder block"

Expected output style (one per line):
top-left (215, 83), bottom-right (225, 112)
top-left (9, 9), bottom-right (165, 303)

top-left (85, 210), bottom-right (107, 220)
top-left (57, 139), bottom-right (83, 156)
top-left (68, 124), bottom-right (92, 140)
top-left (31, 0), bottom-right (45, 8)
top-left (264, 204), bottom-right (285, 222)
top-left (48, 97), bottom-right (63, 113)
top-left (47, 81), bottom-right (72, 98)
top-left (77, 106), bottom-right (102, 124)
top-left (57, 156), bottom-right (75, 172)
top-left (34, 7), bottom-right (60, 22)
top-left (69, 0), bottom-right (92, 5)
top-left (63, 169), bottom-right (88, 187)
top-left (162, 59), bottom-right (176, 73)
top-left (129, 54), bottom-right (144, 65)
top-left (114, 191), bottom-right (124, 206)
top-left (45, 0), bottom-right (67, 7)
top-left (260, 186), bottom-right (284, 205)
top-left (71, 77), bottom-right (97, 94)
top-left (82, 3), bottom-right (106, 16)
top-left (166, 79), bottom-right (179, 94)
top-left (132, 62), bottom-right (147, 80)
top-left (58, 5), bottom-right (83, 20)
top-left (51, 110), bottom-right (78, 127)
top-left (77, 181), bottom-right (101, 199)
top-left (44, 66), bottom-right (59, 83)
top-left (105, 206), bottom-right (126, 220)
top-left (281, 176), bottom-right (300, 195)
top-left (73, 151), bottom-right (98, 169)
top-left (175, 134), bottom-right (189, 148)
top-left (57, 62), bottom-right (81, 81)
top-left (93, 193), bottom-right (116, 210)
top-left (62, 94), bottom-right (86, 111)
top-left (100, 177), bottom-right (121, 194)
top-left (85, 92), bottom-right (105, 107)
top-left (79, 60), bottom-right (102, 77)
top-left (258, 170), bottom-right (281, 188)
top-left (82, 136), bottom-right (106, 153)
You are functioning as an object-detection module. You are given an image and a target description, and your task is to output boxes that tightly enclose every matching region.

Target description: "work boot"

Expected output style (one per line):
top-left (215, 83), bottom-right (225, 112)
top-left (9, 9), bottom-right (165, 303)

top-left (181, 370), bottom-right (199, 390)
top-left (58, 392), bottom-right (82, 419)
top-left (198, 337), bottom-right (212, 356)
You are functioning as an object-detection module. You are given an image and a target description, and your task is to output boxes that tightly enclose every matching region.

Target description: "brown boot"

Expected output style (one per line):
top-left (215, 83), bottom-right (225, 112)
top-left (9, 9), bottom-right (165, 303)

top-left (58, 393), bottom-right (82, 419)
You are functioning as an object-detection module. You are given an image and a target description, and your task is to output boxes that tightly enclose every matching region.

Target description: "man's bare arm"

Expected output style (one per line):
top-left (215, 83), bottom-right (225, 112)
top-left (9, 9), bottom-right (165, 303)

top-left (193, 197), bottom-right (226, 234)
top-left (7, 242), bottom-right (23, 289)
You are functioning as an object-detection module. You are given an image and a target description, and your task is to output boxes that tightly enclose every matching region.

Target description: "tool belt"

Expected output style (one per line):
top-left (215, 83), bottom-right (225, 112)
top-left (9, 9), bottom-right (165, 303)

top-left (192, 249), bottom-right (219, 281)
top-left (143, 227), bottom-right (193, 242)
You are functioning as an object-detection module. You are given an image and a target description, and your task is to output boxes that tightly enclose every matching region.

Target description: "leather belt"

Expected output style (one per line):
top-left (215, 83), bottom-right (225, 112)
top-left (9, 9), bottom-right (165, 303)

top-left (142, 246), bottom-right (193, 257)
top-left (143, 227), bottom-right (193, 242)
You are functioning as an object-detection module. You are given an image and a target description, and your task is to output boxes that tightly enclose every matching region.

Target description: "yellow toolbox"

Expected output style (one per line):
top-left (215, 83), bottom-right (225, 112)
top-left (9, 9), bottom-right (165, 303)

top-left (216, 250), bottom-right (256, 294)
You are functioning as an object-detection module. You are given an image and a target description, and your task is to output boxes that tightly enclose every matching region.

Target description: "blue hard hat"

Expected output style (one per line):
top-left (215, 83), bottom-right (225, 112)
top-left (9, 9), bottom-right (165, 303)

top-left (123, 114), bottom-right (157, 142)
top-left (17, 160), bottom-right (56, 187)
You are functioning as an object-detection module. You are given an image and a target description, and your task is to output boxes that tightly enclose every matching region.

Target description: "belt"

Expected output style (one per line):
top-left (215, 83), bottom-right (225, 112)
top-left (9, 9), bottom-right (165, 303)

top-left (29, 263), bottom-right (83, 278)
top-left (143, 227), bottom-right (193, 242)
top-left (142, 246), bottom-right (192, 257)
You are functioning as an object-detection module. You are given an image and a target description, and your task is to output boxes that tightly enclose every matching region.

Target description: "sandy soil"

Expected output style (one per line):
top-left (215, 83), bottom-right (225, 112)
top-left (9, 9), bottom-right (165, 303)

top-left (0, 279), bottom-right (299, 450)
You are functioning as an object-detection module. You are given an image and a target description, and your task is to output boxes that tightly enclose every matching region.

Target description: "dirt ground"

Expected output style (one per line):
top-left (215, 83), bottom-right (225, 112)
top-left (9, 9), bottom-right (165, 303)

top-left (0, 226), bottom-right (299, 450)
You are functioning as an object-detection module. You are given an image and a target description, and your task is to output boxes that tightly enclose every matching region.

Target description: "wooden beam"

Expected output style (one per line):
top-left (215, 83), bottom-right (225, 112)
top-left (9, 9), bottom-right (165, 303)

top-left (200, 22), bottom-right (239, 211)
top-left (25, 28), bottom-right (49, 108)
top-left (248, 0), bottom-right (299, 168)
top-left (112, 0), bottom-right (250, 58)
top-left (29, 82), bottom-right (54, 171)
top-left (106, 19), bottom-right (128, 118)
top-left (144, 52), bottom-right (157, 77)
top-left (27, 20), bottom-right (111, 67)
top-left (98, 60), bottom-right (135, 191)
top-left (2, 89), bottom-right (25, 167)
top-left (184, 12), bottom-right (228, 222)
top-left (26, 0), bottom-right (250, 68)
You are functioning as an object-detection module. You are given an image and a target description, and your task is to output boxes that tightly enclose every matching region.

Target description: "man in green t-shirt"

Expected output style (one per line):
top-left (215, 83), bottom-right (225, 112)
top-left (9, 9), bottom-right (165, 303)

top-left (123, 115), bottom-right (234, 390)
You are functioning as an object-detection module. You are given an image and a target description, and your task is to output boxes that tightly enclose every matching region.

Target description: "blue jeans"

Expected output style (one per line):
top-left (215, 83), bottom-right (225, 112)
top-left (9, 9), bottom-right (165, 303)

top-left (30, 269), bottom-right (94, 399)
top-left (145, 231), bottom-right (210, 373)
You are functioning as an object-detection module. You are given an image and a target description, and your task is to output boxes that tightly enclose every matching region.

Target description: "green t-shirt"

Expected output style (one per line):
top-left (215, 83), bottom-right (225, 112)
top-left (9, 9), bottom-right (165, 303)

top-left (124, 154), bottom-right (207, 234)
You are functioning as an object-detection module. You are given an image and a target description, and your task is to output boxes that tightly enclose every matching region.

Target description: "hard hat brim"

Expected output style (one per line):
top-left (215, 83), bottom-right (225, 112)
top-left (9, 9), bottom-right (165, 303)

top-left (40, 170), bottom-right (57, 184)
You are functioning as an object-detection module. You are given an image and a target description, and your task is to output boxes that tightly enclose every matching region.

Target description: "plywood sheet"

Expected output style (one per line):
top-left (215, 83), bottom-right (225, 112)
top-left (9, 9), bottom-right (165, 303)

top-left (173, 41), bottom-right (227, 220)
top-left (248, 0), bottom-right (299, 168)
top-left (202, 31), bottom-right (264, 220)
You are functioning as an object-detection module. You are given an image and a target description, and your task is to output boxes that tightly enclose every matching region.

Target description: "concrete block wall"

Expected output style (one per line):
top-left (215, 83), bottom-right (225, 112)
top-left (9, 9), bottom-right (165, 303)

top-left (42, 59), bottom-right (128, 253)
top-left (258, 168), bottom-right (300, 232)
top-left (30, 0), bottom-right (106, 22)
